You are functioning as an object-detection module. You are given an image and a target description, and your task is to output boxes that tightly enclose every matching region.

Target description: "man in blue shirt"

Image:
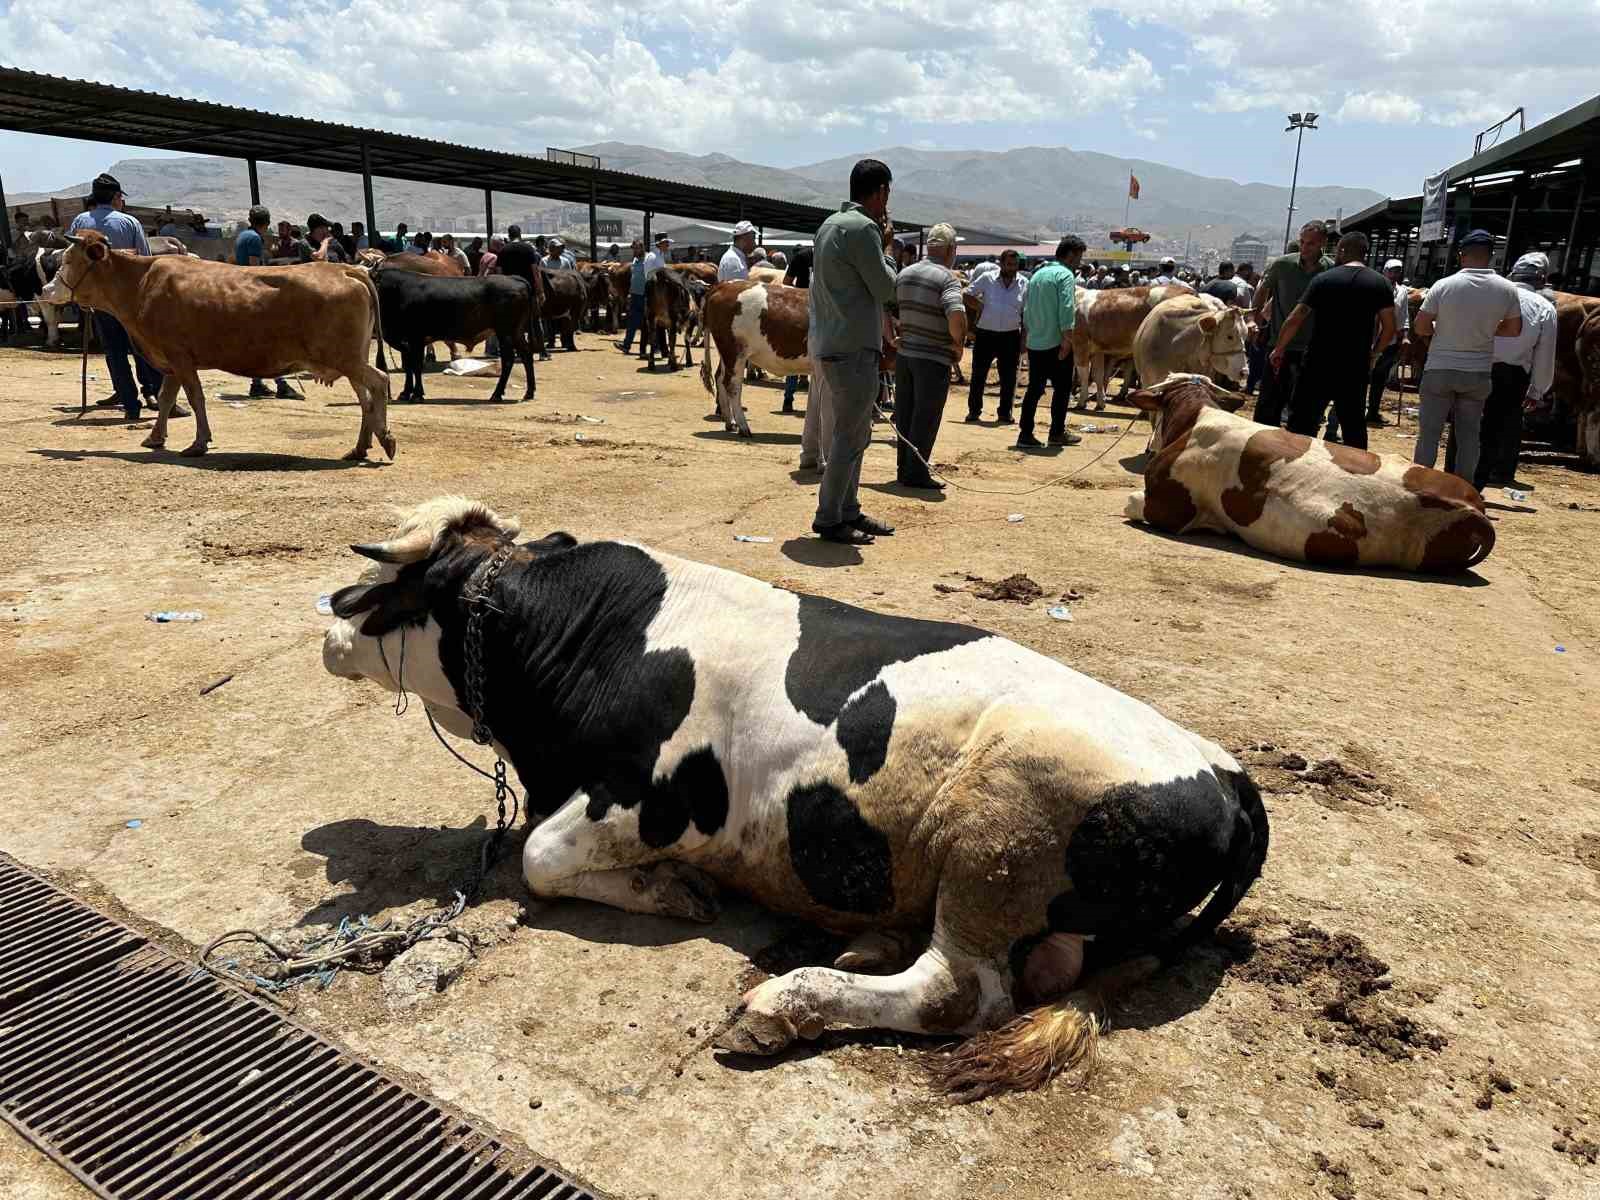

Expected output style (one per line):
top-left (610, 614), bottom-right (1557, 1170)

top-left (233, 205), bottom-right (298, 400)
top-left (68, 173), bottom-right (169, 421)
top-left (615, 239), bottom-right (650, 355)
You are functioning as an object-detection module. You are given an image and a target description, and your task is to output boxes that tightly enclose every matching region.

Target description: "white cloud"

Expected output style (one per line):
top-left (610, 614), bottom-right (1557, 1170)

top-left (1337, 92), bottom-right (1423, 125)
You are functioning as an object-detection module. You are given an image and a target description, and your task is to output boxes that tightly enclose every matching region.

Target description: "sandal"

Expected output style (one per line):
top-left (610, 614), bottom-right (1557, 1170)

top-left (815, 523), bottom-right (875, 546)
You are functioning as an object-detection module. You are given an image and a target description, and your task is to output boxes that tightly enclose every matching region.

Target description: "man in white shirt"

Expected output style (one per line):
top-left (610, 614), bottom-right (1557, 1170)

top-left (1361, 259), bottom-right (1411, 427)
top-left (1446, 251), bottom-right (1557, 488)
top-left (643, 234), bottom-right (671, 274)
top-left (1153, 256), bottom-right (1177, 285)
top-left (963, 249), bottom-right (1028, 423)
top-left (719, 221), bottom-right (756, 281)
top-left (1413, 229), bottom-right (1523, 483)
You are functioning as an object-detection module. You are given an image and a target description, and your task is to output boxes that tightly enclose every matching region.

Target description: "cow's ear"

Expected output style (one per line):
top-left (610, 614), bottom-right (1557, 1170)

top-left (85, 240), bottom-right (109, 262)
top-left (1198, 313), bottom-right (1219, 333)
top-left (1212, 388), bottom-right (1250, 413)
top-left (1125, 388), bottom-right (1165, 413)
top-left (524, 531), bottom-right (578, 557)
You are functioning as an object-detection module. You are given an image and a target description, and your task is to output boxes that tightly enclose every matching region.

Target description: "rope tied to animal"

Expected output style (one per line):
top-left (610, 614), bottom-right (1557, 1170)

top-left (870, 396), bottom-right (1143, 497)
top-left (197, 543), bottom-right (524, 1001)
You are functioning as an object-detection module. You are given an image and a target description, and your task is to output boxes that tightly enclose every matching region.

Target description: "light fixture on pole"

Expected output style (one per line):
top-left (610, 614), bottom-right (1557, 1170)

top-left (1282, 111), bottom-right (1320, 251)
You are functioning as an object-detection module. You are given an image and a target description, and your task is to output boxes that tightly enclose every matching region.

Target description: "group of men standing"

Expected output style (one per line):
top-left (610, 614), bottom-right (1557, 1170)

top-left (1251, 218), bottom-right (1557, 486)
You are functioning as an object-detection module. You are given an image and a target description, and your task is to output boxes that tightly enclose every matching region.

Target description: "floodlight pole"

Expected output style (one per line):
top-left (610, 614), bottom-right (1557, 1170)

top-left (1283, 114), bottom-right (1317, 250)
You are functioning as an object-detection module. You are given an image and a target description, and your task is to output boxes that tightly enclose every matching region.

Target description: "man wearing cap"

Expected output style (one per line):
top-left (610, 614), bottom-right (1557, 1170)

top-left (1252, 221), bottom-right (1331, 427)
top-left (719, 222), bottom-right (757, 282)
top-left (1412, 230), bottom-right (1522, 484)
top-left (1016, 235), bottom-right (1086, 449)
top-left (438, 233), bottom-right (469, 273)
top-left (1201, 261), bottom-right (1251, 308)
top-left (616, 238), bottom-right (651, 355)
top-left (1153, 256), bottom-right (1178, 286)
top-left (809, 158), bottom-right (899, 545)
top-left (1447, 252), bottom-right (1557, 488)
top-left (542, 239), bottom-right (568, 272)
top-left (891, 222), bottom-right (968, 488)
top-left (67, 173), bottom-right (172, 423)
top-left (307, 214), bottom-right (346, 263)
top-left (1346, 258), bottom-right (1412, 431)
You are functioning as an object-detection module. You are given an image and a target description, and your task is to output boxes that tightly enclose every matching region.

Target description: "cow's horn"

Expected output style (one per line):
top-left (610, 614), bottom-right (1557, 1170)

top-left (350, 525), bottom-right (435, 564)
top-left (64, 234), bottom-right (84, 244)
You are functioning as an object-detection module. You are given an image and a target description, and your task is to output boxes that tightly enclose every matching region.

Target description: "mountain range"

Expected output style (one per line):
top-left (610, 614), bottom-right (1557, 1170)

top-left (13, 142), bottom-right (1382, 253)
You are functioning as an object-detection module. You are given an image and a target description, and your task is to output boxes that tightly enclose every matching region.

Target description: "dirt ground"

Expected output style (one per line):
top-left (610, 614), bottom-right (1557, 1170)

top-left (3, 326), bottom-right (1599, 1200)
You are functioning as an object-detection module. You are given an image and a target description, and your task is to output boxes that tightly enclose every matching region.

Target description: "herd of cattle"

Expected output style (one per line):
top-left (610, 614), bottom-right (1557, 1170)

top-left (8, 228), bottom-right (1600, 570)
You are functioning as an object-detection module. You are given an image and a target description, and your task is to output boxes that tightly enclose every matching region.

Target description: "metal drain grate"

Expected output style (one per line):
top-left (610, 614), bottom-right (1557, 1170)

top-left (0, 854), bottom-right (603, 1200)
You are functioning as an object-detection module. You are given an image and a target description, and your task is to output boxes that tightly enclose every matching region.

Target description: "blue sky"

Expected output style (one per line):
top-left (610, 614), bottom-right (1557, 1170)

top-left (3, 0), bottom-right (1595, 201)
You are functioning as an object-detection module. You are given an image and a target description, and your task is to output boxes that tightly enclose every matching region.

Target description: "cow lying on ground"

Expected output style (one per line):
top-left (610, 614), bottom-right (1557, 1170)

top-left (700, 280), bottom-right (809, 435)
top-left (1133, 294), bottom-right (1248, 390)
top-left (322, 495), bottom-right (1268, 1099)
top-left (644, 267), bottom-right (694, 371)
top-left (1073, 283), bottom-right (1194, 408)
top-left (43, 229), bottom-right (393, 460)
top-left (1123, 375), bottom-right (1494, 572)
top-left (374, 271), bottom-right (537, 403)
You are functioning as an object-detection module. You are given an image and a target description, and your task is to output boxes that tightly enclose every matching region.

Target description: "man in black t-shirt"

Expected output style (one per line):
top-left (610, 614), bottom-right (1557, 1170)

top-left (1269, 231), bottom-right (1397, 450)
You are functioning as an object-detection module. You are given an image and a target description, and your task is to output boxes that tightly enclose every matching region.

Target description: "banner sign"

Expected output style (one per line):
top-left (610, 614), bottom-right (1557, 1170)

top-left (1419, 171), bottom-right (1449, 243)
top-left (595, 219), bottom-right (623, 240)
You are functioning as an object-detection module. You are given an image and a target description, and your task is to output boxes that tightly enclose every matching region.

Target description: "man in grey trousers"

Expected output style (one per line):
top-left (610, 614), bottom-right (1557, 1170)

top-left (809, 158), bottom-right (900, 545)
top-left (1412, 229), bottom-right (1522, 484)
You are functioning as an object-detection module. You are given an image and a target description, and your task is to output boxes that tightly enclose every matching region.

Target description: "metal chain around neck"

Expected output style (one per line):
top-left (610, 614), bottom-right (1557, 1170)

top-left (462, 542), bottom-right (513, 746)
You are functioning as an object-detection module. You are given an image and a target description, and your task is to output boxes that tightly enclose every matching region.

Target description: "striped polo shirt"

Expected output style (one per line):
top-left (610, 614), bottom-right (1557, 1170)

top-left (894, 259), bottom-right (965, 365)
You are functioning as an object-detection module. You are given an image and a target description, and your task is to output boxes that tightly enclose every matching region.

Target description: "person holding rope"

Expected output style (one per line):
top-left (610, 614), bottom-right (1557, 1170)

top-left (68, 173), bottom-right (175, 422)
top-left (891, 222), bottom-right (966, 489)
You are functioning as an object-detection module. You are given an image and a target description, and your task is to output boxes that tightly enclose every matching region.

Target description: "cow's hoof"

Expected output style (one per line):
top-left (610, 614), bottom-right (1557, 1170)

top-left (636, 861), bottom-right (721, 923)
top-left (140, 435), bottom-right (165, 450)
top-left (738, 427), bottom-right (753, 439)
top-left (714, 1009), bottom-right (797, 1056)
top-left (378, 432), bottom-right (397, 460)
top-left (178, 441), bottom-right (209, 458)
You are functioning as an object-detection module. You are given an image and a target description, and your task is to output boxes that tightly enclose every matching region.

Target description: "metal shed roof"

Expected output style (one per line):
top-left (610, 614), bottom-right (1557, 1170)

top-left (0, 67), bottom-right (921, 235)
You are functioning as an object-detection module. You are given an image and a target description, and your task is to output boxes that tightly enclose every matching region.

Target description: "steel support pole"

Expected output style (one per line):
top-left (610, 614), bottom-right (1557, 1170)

top-left (485, 189), bottom-right (494, 237)
top-left (643, 210), bottom-right (652, 249)
top-left (360, 144), bottom-right (377, 244)
top-left (246, 158), bottom-right (260, 207)
top-left (588, 181), bottom-right (597, 261)
top-left (1503, 190), bottom-right (1520, 266)
top-left (1563, 161), bottom-right (1588, 273)
top-left (0, 168), bottom-right (11, 253)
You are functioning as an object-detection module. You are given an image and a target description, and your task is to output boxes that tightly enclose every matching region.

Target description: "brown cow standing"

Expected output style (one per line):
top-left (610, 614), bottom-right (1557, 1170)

top-left (377, 250), bottom-right (466, 277)
top-left (1123, 374), bottom-right (1493, 573)
top-left (699, 280), bottom-right (809, 436)
top-left (644, 267), bottom-right (694, 372)
top-left (43, 230), bottom-right (393, 461)
top-left (1072, 283), bottom-right (1195, 408)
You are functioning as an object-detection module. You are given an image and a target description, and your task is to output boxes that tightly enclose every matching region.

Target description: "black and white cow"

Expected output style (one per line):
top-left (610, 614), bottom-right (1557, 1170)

top-left (3, 237), bottom-right (68, 345)
top-left (322, 497), bottom-right (1268, 1099)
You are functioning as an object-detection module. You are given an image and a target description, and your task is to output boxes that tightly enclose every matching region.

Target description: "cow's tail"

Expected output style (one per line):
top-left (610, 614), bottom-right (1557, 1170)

top-left (355, 266), bottom-right (387, 372)
top-left (931, 769), bottom-right (1268, 1104)
top-left (698, 322), bottom-right (716, 397)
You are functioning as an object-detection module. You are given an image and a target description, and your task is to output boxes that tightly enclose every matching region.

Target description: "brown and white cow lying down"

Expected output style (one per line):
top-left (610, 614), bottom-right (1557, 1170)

top-left (42, 229), bottom-right (392, 460)
top-left (322, 496), bottom-right (1268, 1100)
top-left (1124, 375), bottom-right (1494, 572)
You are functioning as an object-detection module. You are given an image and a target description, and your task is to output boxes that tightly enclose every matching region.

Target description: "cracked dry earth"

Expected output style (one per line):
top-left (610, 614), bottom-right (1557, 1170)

top-left (2, 330), bottom-right (1599, 1200)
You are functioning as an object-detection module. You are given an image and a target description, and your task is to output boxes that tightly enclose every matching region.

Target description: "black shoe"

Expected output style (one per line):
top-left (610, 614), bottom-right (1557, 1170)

top-left (998, 412), bottom-right (1015, 425)
top-left (276, 380), bottom-right (300, 399)
top-left (814, 522), bottom-right (874, 545)
top-left (1015, 433), bottom-right (1044, 449)
top-left (1366, 413), bottom-right (1388, 427)
top-left (1325, 432), bottom-right (1342, 444)
top-left (248, 380), bottom-right (272, 398)
top-left (851, 513), bottom-right (895, 536)
top-left (963, 413), bottom-right (981, 424)
top-left (782, 402), bottom-right (795, 413)
top-left (898, 477), bottom-right (946, 491)
top-left (95, 394), bottom-right (121, 408)
top-left (1048, 429), bottom-right (1083, 446)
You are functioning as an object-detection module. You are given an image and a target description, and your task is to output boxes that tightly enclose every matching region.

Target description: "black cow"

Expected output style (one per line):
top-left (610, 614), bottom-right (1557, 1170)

top-left (645, 268), bottom-right (693, 371)
top-left (580, 267), bottom-right (616, 333)
top-left (323, 496), bottom-right (1267, 1102)
top-left (538, 268), bottom-right (588, 352)
top-left (373, 270), bottom-right (537, 404)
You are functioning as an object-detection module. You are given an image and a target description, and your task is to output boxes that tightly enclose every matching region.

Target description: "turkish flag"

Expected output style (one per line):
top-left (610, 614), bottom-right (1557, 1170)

top-left (1129, 174), bottom-right (1141, 200)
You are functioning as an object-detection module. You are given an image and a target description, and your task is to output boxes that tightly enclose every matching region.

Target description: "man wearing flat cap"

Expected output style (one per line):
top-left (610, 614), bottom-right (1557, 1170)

top-left (1411, 229), bottom-right (1521, 484)
top-left (719, 221), bottom-right (757, 282)
top-left (67, 173), bottom-right (172, 423)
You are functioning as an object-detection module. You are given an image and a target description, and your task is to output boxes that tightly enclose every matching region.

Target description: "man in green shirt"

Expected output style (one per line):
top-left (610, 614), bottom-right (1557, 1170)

top-left (810, 158), bottom-right (900, 546)
top-left (1251, 221), bottom-right (1331, 428)
top-left (1017, 235), bottom-right (1087, 448)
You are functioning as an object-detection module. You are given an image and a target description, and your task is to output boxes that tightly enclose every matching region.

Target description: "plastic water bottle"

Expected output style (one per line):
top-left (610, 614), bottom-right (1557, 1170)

top-left (733, 535), bottom-right (773, 543)
top-left (1007, 513), bottom-right (1025, 523)
top-left (1047, 605), bottom-right (1073, 621)
top-left (1505, 489), bottom-right (1528, 503)
top-left (316, 594), bottom-right (335, 615)
top-left (147, 611), bottom-right (203, 623)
